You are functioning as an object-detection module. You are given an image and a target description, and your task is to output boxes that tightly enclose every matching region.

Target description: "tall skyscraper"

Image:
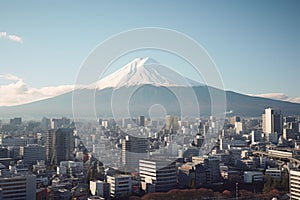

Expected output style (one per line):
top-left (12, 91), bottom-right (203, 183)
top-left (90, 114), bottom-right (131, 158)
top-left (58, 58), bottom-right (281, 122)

top-left (262, 108), bottom-right (283, 141)
top-left (139, 159), bottom-right (177, 192)
top-left (46, 128), bottom-right (75, 165)
top-left (192, 121), bottom-right (204, 148)
top-left (139, 116), bottom-right (145, 127)
top-left (122, 135), bottom-right (148, 171)
top-left (46, 129), bottom-right (55, 162)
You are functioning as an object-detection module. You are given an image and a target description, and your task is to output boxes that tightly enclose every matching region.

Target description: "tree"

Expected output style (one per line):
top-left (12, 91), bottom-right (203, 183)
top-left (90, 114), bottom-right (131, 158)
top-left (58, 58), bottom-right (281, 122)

top-left (239, 189), bottom-right (255, 198)
top-left (222, 190), bottom-right (232, 198)
top-left (280, 173), bottom-right (289, 191)
top-left (263, 175), bottom-right (272, 193)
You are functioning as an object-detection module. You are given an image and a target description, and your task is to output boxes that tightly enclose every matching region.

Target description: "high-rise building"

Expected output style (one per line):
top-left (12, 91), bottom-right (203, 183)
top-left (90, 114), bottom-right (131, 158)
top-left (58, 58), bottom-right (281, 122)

top-left (9, 117), bottom-right (22, 126)
top-left (46, 128), bottom-right (75, 165)
top-left (251, 130), bottom-right (262, 143)
top-left (283, 121), bottom-right (299, 140)
top-left (20, 144), bottom-right (46, 165)
top-left (192, 156), bottom-right (221, 184)
top-left (107, 174), bottom-right (132, 198)
top-left (285, 116), bottom-right (296, 123)
top-left (229, 116), bottom-right (241, 125)
top-left (192, 121), bottom-right (204, 148)
top-left (41, 117), bottom-right (50, 130)
top-left (235, 122), bottom-right (243, 134)
top-left (203, 156), bottom-right (221, 184)
top-left (122, 135), bottom-right (148, 171)
top-left (50, 117), bottom-right (71, 129)
top-left (0, 174), bottom-right (36, 200)
top-left (139, 116), bottom-right (145, 127)
top-left (290, 170), bottom-right (300, 200)
top-left (165, 115), bottom-right (179, 133)
top-left (46, 129), bottom-right (55, 162)
top-left (262, 108), bottom-right (283, 134)
top-left (139, 159), bottom-right (177, 192)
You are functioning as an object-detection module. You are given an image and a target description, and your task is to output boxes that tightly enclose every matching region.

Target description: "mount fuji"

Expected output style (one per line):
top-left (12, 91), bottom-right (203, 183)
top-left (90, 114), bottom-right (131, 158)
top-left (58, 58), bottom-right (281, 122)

top-left (93, 57), bottom-right (202, 90)
top-left (1, 57), bottom-right (300, 119)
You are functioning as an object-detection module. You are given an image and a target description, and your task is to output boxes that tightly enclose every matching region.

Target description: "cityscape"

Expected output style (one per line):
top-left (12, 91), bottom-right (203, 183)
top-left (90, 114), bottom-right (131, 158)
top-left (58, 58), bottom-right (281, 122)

top-left (1, 1), bottom-right (300, 200)
top-left (0, 109), bottom-right (300, 199)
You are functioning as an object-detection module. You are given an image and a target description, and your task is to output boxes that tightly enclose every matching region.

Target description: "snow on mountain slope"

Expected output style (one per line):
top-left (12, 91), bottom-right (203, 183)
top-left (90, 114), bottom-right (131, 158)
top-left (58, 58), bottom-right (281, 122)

top-left (94, 57), bottom-right (202, 90)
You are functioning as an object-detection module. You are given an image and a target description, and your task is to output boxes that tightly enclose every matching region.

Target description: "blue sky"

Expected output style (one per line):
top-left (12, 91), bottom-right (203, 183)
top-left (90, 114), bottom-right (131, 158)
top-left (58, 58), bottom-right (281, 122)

top-left (0, 0), bottom-right (299, 105)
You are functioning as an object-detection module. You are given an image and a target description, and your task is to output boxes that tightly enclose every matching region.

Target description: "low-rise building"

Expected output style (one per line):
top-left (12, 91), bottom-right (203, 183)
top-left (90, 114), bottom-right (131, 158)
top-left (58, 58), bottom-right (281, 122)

top-left (244, 171), bottom-right (263, 183)
top-left (90, 180), bottom-right (109, 199)
top-left (107, 174), bottom-right (132, 198)
top-left (265, 168), bottom-right (281, 179)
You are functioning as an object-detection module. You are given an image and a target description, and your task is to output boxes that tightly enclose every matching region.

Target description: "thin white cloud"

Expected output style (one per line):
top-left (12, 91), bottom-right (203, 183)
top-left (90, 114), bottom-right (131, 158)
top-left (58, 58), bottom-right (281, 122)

top-left (250, 93), bottom-right (300, 104)
top-left (0, 74), bottom-right (74, 106)
top-left (0, 31), bottom-right (23, 43)
top-left (0, 32), bottom-right (7, 38)
top-left (0, 74), bottom-right (22, 81)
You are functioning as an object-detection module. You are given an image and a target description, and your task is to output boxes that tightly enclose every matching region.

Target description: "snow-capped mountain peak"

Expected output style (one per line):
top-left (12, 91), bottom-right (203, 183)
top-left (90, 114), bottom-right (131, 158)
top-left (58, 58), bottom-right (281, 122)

top-left (95, 57), bottom-right (200, 90)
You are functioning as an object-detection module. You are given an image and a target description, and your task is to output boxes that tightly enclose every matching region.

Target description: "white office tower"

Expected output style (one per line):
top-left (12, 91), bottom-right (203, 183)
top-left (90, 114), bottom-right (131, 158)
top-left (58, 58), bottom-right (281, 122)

top-left (290, 170), bottom-right (300, 200)
top-left (262, 108), bottom-right (283, 135)
top-left (106, 174), bottom-right (132, 198)
top-left (0, 174), bottom-right (36, 200)
top-left (139, 158), bottom-right (177, 192)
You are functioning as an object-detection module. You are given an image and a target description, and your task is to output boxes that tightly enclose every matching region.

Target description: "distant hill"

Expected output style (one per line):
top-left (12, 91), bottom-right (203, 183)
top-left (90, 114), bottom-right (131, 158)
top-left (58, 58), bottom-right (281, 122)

top-left (0, 85), bottom-right (300, 119)
top-left (1, 57), bottom-right (299, 119)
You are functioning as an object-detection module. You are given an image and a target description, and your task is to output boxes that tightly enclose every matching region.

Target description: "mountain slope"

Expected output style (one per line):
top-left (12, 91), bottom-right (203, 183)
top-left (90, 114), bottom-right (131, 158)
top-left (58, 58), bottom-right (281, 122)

top-left (0, 57), bottom-right (299, 119)
top-left (1, 85), bottom-right (300, 119)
